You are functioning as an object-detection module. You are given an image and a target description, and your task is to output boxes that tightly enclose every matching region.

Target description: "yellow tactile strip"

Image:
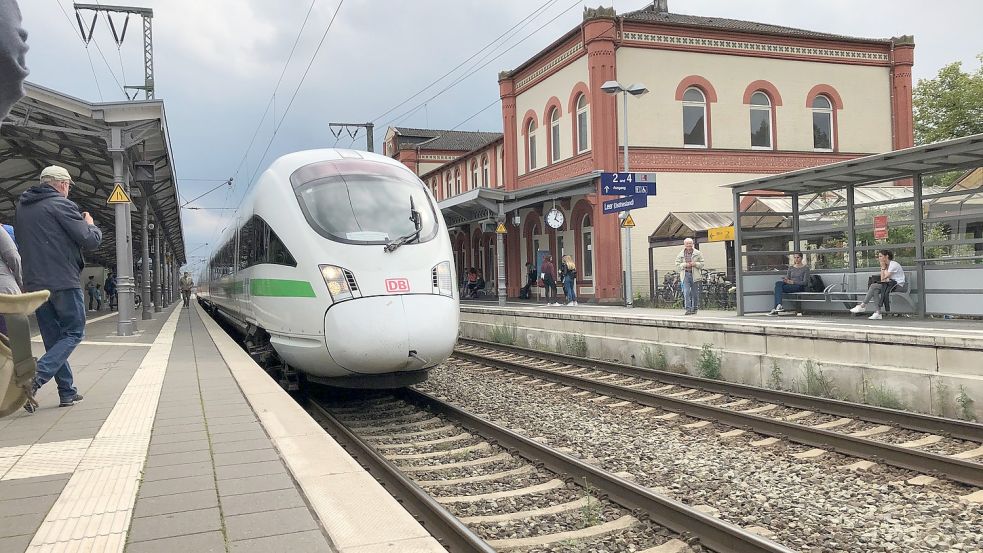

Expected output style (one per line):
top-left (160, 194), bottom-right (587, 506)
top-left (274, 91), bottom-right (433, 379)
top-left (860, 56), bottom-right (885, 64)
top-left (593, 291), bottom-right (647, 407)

top-left (25, 306), bottom-right (183, 553)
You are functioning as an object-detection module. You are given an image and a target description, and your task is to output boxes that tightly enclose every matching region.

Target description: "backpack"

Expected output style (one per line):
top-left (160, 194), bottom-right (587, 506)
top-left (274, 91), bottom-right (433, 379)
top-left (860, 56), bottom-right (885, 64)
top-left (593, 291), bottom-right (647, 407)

top-left (807, 274), bottom-right (825, 293)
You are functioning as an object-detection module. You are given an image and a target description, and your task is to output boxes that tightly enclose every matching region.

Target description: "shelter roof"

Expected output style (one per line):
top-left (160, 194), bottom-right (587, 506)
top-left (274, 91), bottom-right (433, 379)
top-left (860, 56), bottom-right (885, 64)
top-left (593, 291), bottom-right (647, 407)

top-left (649, 212), bottom-right (733, 243)
top-left (1, 82), bottom-right (185, 265)
top-left (725, 133), bottom-right (983, 195)
top-left (438, 172), bottom-right (599, 228)
top-left (392, 127), bottom-right (502, 152)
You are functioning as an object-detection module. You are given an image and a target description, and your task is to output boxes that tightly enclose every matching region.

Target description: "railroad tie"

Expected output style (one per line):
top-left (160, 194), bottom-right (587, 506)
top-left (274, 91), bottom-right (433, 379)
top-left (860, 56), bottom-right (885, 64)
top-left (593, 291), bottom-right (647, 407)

top-left (782, 410), bottom-right (814, 421)
top-left (849, 425), bottom-right (893, 438)
top-left (951, 445), bottom-right (983, 460)
top-left (898, 434), bottom-right (944, 448)
top-left (484, 515), bottom-right (638, 550)
top-left (840, 460), bottom-right (878, 472)
top-left (636, 539), bottom-right (695, 553)
top-left (741, 403), bottom-right (778, 414)
top-left (435, 479), bottom-right (565, 504)
top-left (811, 417), bottom-right (853, 430)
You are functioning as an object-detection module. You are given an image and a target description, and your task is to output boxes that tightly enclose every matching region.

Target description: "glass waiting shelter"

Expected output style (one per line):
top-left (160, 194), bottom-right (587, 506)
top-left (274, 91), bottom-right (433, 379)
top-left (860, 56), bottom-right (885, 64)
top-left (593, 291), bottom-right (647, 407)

top-left (726, 134), bottom-right (983, 317)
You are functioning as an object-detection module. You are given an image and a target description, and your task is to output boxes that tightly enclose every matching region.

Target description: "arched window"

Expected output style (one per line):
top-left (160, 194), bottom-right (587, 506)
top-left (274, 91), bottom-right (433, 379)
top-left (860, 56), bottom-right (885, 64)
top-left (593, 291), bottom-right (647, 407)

top-left (581, 214), bottom-right (593, 279)
top-left (575, 94), bottom-right (589, 153)
top-left (812, 94), bottom-right (834, 151)
top-left (527, 119), bottom-right (537, 170)
top-left (550, 108), bottom-right (561, 162)
top-left (682, 87), bottom-right (707, 148)
top-left (471, 161), bottom-right (479, 190)
top-left (444, 171), bottom-right (452, 199)
top-left (749, 91), bottom-right (773, 149)
top-left (454, 169), bottom-right (461, 195)
top-left (481, 155), bottom-right (489, 187)
top-left (430, 179), bottom-right (437, 198)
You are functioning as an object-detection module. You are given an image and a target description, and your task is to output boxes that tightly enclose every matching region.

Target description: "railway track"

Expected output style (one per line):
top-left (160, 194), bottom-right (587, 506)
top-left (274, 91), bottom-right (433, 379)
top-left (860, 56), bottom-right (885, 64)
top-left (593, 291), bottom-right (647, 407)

top-left (453, 339), bottom-right (983, 488)
top-left (308, 389), bottom-right (791, 553)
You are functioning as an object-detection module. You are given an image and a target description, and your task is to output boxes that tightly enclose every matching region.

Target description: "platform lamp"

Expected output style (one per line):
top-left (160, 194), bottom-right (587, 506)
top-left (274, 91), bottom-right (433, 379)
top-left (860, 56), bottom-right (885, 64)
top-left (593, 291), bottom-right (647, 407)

top-left (601, 80), bottom-right (648, 308)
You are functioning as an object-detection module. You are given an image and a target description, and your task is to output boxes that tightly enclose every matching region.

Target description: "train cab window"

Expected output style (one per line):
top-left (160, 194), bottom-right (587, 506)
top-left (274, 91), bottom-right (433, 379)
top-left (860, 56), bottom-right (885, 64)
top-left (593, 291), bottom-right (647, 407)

top-left (235, 215), bottom-right (297, 268)
top-left (290, 159), bottom-right (439, 245)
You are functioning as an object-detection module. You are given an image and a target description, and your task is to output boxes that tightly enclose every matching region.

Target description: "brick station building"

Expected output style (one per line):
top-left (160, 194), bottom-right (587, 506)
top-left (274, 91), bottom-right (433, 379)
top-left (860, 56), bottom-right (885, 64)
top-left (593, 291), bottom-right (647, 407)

top-left (385, 1), bottom-right (915, 302)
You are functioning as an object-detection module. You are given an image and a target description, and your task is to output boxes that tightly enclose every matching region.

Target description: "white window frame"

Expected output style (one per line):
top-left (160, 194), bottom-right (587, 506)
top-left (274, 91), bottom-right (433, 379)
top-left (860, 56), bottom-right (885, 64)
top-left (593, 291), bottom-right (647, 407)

top-left (527, 119), bottom-right (537, 170)
top-left (471, 162), bottom-right (479, 190)
top-left (481, 156), bottom-right (489, 187)
top-left (581, 214), bottom-right (594, 280)
top-left (550, 108), bottom-right (561, 162)
top-left (811, 95), bottom-right (834, 152)
top-left (444, 172), bottom-right (452, 199)
top-left (454, 169), bottom-right (461, 195)
top-left (682, 87), bottom-right (708, 149)
top-left (576, 94), bottom-right (589, 153)
top-left (749, 91), bottom-right (773, 151)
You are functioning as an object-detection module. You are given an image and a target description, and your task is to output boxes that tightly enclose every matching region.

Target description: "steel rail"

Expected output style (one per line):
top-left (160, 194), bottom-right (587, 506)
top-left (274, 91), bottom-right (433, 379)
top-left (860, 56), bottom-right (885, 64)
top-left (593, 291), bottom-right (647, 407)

top-left (307, 399), bottom-right (496, 553)
top-left (397, 388), bottom-right (792, 553)
top-left (452, 349), bottom-right (983, 488)
top-left (458, 338), bottom-right (983, 442)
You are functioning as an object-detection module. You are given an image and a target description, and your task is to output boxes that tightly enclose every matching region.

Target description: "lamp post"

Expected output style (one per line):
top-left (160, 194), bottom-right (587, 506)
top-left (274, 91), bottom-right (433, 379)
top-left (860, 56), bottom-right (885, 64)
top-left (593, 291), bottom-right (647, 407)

top-left (601, 80), bottom-right (648, 308)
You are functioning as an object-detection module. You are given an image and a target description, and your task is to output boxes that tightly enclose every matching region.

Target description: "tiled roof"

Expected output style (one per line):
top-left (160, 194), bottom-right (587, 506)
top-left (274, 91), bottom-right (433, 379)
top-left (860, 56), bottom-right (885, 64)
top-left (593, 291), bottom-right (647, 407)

top-left (621, 6), bottom-right (892, 44)
top-left (394, 127), bottom-right (503, 152)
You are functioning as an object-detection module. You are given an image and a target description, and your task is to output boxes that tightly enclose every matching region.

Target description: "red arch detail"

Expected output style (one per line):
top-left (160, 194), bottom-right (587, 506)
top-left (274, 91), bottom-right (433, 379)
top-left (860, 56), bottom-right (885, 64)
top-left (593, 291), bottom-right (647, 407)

top-left (520, 109), bottom-right (538, 135)
top-left (674, 75), bottom-right (718, 103)
top-left (567, 82), bottom-right (590, 114)
top-left (542, 96), bottom-right (563, 126)
top-left (805, 84), bottom-right (844, 109)
top-left (742, 80), bottom-right (783, 106)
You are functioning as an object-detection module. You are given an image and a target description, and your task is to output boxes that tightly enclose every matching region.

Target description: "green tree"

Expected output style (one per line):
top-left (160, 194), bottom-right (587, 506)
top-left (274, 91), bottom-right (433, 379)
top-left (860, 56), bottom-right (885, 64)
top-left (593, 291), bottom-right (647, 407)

top-left (913, 54), bottom-right (983, 145)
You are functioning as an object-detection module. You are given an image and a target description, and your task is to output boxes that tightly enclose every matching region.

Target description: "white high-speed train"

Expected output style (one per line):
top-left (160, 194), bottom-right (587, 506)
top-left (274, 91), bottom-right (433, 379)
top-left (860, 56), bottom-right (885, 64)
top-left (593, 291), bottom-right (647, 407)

top-left (197, 149), bottom-right (459, 388)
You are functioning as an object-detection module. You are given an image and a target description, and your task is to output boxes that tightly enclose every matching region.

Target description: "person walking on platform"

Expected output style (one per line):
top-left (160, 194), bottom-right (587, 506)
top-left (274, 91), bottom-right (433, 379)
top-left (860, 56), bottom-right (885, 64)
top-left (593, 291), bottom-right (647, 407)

top-left (541, 255), bottom-right (558, 306)
top-left (104, 271), bottom-right (117, 310)
top-left (180, 272), bottom-right (194, 307)
top-left (0, 0), bottom-right (29, 123)
top-left (85, 275), bottom-right (98, 311)
top-left (560, 255), bottom-right (578, 306)
top-left (769, 252), bottom-right (810, 315)
top-left (16, 165), bottom-right (102, 412)
top-left (675, 238), bottom-right (704, 315)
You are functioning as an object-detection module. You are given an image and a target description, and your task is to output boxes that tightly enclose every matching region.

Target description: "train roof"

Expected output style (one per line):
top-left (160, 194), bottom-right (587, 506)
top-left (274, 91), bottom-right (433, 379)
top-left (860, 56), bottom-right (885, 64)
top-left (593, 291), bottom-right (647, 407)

top-left (265, 148), bottom-right (412, 176)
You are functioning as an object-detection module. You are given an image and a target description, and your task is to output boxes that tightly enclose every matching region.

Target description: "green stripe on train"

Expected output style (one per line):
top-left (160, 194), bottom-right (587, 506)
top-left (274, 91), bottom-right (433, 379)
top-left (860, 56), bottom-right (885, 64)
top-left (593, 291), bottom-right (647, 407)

top-left (250, 279), bottom-right (317, 297)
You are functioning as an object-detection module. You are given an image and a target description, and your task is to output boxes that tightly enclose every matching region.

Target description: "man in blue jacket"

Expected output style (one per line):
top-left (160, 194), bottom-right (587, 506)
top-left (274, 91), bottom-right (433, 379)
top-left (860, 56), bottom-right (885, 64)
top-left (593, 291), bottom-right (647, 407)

top-left (16, 166), bottom-right (102, 412)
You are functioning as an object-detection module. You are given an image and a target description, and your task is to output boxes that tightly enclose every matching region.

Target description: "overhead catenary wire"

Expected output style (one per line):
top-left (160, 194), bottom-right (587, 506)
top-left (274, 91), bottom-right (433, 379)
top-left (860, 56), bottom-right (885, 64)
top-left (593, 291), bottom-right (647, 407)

top-left (373, 0), bottom-right (582, 137)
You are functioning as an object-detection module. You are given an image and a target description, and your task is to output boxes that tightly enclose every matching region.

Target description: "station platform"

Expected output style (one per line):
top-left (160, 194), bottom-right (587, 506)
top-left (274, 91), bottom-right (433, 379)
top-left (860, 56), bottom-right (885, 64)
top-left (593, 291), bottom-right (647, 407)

top-left (0, 303), bottom-right (444, 553)
top-left (459, 300), bottom-right (983, 419)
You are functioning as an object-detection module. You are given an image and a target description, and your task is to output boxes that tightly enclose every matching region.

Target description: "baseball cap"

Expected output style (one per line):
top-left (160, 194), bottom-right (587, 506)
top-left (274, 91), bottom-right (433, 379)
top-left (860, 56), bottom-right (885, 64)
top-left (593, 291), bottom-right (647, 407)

top-left (40, 166), bottom-right (73, 183)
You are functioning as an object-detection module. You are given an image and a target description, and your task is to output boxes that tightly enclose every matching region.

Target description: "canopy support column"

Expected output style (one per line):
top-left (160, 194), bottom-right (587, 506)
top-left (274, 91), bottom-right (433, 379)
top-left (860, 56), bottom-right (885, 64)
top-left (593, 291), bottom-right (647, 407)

top-left (791, 192), bottom-right (800, 251)
top-left (733, 191), bottom-right (745, 316)
top-left (110, 128), bottom-right (136, 336)
top-left (846, 186), bottom-right (857, 272)
top-left (153, 225), bottom-right (162, 312)
top-left (913, 173), bottom-right (926, 317)
top-left (140, 195), bottom-right (153, 320)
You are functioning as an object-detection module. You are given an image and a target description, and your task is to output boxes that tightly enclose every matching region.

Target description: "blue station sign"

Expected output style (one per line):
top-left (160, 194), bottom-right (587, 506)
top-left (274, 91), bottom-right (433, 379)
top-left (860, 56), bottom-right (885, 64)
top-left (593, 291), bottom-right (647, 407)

top-left (602, 194), bottom-right (648, 215)
top-left (600, 172), bottom-right (657, 196)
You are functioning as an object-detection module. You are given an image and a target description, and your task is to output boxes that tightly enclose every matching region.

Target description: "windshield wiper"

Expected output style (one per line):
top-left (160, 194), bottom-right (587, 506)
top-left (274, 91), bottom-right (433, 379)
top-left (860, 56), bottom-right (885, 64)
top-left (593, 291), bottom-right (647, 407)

top-left (384, 196), bottom-right (422, 253)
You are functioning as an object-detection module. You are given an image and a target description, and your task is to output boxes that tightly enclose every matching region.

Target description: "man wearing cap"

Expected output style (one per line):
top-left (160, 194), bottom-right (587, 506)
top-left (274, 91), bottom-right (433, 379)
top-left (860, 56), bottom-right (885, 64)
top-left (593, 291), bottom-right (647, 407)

top-left (16, 166), bottom-right (102, 411)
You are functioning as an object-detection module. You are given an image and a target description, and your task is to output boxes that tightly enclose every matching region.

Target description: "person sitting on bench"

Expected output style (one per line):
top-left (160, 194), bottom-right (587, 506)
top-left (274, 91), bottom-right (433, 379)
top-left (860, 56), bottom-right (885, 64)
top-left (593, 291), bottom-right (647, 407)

top-left (849, 249), bottom-right (906, 320)
top-left (769, 251), bottom-right (809, 315)
top-left (463, 268), bottom-right (480, 298)
top-left (519, 262), bottom-right (536, 299)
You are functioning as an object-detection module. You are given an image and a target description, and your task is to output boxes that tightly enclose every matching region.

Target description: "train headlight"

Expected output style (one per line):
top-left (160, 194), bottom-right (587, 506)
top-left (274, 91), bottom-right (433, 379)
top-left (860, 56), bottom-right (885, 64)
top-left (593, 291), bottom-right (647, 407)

top-left (432, 261), bottom-right (453, 297)
top-left (320, 264), bottom-right (355, 302)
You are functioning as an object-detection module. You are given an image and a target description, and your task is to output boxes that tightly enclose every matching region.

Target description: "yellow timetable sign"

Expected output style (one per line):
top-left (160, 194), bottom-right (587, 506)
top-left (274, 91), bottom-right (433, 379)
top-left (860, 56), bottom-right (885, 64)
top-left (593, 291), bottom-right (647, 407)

top-left (707, 225), bottom-right (734, 242)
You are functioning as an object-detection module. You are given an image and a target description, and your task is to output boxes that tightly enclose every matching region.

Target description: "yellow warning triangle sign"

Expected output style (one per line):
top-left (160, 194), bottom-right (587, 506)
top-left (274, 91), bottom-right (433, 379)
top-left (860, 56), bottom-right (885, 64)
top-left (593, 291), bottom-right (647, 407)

top-left (621, 214), bottom-right (636, 228)
top-left (495, 222), bottom-right (507, 234)
top-left (107, 183), bottom-right (131, 204)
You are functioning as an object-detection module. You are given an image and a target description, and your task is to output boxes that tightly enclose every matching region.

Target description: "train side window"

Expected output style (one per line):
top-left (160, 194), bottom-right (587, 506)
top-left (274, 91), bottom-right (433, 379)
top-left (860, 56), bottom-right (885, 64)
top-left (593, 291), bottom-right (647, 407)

top-left (267, 227), bottom-right (296, 266)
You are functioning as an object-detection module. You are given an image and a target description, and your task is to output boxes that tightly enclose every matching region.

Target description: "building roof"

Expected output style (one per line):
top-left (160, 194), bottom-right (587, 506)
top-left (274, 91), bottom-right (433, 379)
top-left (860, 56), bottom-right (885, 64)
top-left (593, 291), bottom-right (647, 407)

top-left (392, 127), bottom-right (502, 152)
top-left (621, 5), bottom-right (893, 44)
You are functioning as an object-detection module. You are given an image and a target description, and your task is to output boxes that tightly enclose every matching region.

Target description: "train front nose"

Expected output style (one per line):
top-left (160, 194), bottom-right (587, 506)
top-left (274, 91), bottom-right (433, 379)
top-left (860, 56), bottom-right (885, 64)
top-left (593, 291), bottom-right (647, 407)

top-left (323, 295), bottom-right (457, 374)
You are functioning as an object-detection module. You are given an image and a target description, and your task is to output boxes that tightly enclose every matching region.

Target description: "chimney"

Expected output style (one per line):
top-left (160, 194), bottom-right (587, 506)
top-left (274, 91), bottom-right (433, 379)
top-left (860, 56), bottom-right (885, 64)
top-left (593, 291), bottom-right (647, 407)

top-left (654, 0), bottom-right (668, 14)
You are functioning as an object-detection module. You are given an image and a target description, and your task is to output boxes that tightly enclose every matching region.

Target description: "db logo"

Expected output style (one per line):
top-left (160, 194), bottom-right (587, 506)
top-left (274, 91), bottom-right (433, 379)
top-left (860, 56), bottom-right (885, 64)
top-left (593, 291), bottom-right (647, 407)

top-left (385, 278), bottom-right (410, 293)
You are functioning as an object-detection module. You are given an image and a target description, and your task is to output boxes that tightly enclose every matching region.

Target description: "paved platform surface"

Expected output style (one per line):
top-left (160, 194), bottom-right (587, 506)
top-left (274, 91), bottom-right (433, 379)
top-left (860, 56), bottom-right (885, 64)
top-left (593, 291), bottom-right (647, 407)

top-left (462, 299), bottom-right (983, 340)
top-left (0, 303), bottom-right (336, 552)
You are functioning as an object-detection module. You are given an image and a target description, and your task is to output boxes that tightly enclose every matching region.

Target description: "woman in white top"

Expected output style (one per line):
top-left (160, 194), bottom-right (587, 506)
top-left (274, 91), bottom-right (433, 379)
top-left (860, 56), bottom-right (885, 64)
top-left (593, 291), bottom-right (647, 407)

top-left (850, 249), bottom-right (906, 320)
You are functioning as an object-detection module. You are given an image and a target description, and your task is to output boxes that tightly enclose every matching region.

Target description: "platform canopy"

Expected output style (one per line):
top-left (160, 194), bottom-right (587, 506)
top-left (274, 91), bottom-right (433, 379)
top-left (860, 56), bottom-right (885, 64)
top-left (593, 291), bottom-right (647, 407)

top-left (649, 211), bottom-right (733, 246)
top-left (0, 82), bottom-right (185, 266)
top-left (438, 171), bottom-right (600, 228)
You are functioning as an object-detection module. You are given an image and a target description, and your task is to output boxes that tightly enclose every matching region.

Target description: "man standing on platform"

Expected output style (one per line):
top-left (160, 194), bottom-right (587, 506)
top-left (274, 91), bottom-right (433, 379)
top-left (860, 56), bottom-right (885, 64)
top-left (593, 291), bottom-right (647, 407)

top-left (16, 166), bottom-right (102, 412)
top-left (675, 238), bottom-right (705, 316)
top-left (180, 272), bottom-right (194, 307)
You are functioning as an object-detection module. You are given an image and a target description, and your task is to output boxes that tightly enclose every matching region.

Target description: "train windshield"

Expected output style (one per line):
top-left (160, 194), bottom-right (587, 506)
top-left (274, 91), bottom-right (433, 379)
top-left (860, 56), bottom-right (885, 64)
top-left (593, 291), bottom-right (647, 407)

top-left (291, 159), bottom-right (439, 245)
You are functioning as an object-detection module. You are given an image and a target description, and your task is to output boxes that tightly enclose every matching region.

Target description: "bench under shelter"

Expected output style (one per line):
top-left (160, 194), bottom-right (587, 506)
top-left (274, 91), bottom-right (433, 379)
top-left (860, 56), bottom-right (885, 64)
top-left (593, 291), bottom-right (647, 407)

top-left (727, 133), bottom-right (983, 317)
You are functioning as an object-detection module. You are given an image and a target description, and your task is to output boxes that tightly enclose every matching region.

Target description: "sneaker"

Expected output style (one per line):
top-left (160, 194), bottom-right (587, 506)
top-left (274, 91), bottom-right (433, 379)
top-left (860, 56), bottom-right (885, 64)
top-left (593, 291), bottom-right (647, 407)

top-left (684, 310), bottom-right (694, 315)
top-left (868, 312), bottom-right (882, 320)
top-left (59, 394), bottom-right (84, 407)
top-left (571, 301), bottom-right (578, 306)
top-left (849, 304), bottom-right (865, 314)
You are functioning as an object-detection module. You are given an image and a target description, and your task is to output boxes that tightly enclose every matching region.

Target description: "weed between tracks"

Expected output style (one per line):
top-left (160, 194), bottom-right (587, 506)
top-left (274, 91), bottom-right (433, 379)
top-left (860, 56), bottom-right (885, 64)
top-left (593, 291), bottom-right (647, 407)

top-left (579, 479), bottom-right (602, 529)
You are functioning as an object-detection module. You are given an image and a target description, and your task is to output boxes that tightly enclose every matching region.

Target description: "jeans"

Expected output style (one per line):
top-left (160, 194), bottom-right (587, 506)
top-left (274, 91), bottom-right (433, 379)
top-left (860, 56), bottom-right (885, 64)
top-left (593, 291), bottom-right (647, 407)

top-left (774, 282), bottom-right (805, 307)
top-left (35, 288), bottom-right (84, 401)
top-left (563, 275), bottom-right (577, 302)
top-left (544, 278), bottom-right (557, 303)
top-left (88, 291), bottom-right (101, 310)
top-left (182, 289), bottom-right (191, 306)
top-left (682, 271), bottom-right (700, 311)
top-left (863, 280), bottom-right (904, 311)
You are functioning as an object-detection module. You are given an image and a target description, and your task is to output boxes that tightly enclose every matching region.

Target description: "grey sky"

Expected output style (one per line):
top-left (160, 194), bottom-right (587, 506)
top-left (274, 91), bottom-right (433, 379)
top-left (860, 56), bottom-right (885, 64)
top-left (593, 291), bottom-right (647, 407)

top-left (15, 0), bottom-right (983, 267)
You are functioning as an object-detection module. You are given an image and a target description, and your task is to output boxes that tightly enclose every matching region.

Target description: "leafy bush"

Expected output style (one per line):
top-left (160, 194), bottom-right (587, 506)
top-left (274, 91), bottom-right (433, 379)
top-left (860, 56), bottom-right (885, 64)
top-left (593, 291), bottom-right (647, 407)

top-left (489, 323), bottom-right (517, 345)
top-left (957, 386), bottom-right (977, 421)
top-left (861, 379), bottom-right (907, 410)
top-left (643, 345), bottom-right (669, 371)
top-left (767, 360), bottom-right (783, 390)
top-left (801, 360), bottom-right (837, 399)
top-left (697, 343), bottom-right (722, 380)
